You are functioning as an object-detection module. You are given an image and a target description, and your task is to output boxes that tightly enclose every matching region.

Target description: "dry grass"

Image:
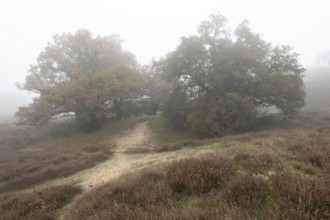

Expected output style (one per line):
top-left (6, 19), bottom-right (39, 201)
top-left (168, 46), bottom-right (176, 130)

top-left (222, 173), bottom-right (270, 215)
top-left (0, 124), bottom-right (112, 193)
top-left (65, 171), bottom-right (174, 220)
top-left (0, 118), bottom-right (148, 193)
top-left (234, 153), bottom-right (283, 173)
top-left (147, 115), bottom-right (195, 145)
top-left (286, 126), bottom-right (330, 172)
top-left (65, 110), bottom-right (330, 219)
top-left (0, 146), bottom-right (111, 193)
top-left (66, 156), bottom-right (238, 220)
top-left (155, 139), bottom-right (205, 152)
top-left (271, 172), bottom-right (330, 219)
top-left (166, 155), bottom-right (234, 195)
top-left (0, 184), bottom-right (81, 220)
top-left (2, 112), bottom-right (330, 219)
top-left (0, 124), bottom-right (36, 149)
top-left (66, 150), bottom-right (330, 219)
top-left (124, 139), bottom-right (207, 154)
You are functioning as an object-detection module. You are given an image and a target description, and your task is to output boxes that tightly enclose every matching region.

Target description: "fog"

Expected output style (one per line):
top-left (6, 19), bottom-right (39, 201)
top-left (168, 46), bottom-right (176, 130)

top-left (304, 51), bottom-right (330, 110)
top-left (0, 91), bottom-right (32, 121)
top-left (1, 0), bottom-right (330, 118)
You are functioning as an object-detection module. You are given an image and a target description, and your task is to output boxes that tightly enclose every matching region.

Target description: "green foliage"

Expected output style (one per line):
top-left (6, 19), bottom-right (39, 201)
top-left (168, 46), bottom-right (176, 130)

top-left (140, 66), bottom-right (170, 115)
top-left (186, 93), bottom-right (255, 137)
top-left (147, 115), bottom-right (194, 145)
top-left (157, 13), bottom-right (305, 136)
top-left (163, 88), bottom-right (193, 129)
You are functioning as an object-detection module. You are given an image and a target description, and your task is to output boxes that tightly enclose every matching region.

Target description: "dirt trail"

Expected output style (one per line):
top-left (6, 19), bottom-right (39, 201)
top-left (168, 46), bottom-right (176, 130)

top-left (73, 121), bottom-right (201, 190)
top-left (37, 121), bottom-right (197, 194)
top-left (77, 121), bottom-right (150, 189)
top-left (54, 121), bottom-right (208, 219)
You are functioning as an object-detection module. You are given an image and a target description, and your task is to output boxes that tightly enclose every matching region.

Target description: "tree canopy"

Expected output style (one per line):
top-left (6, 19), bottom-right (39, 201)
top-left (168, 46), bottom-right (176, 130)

top-left (16, 30), bottom-right (141, 130)
top-left (156, 13), bottom-right (305, 137)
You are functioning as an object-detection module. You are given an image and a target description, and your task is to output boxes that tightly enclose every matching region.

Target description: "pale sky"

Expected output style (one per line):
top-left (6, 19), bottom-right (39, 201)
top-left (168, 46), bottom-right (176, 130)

top-left (1, 0), bottom-right (329, 115)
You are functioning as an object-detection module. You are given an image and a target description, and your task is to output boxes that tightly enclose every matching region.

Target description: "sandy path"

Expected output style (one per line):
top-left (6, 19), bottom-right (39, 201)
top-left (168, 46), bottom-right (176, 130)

top-left (55, 121), bottom-right (210, 219)
top-left (77, 121), bottom-right (150, 189)
top-left (38, 121), bottom-right (194, 193)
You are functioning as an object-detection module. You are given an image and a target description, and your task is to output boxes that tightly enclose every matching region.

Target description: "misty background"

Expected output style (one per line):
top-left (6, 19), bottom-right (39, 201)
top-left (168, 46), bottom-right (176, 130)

top-left (1, 0), bottom-right (330, 119)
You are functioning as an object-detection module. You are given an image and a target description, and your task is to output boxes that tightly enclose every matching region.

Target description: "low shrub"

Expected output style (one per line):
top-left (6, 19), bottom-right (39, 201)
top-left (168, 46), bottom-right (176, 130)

top-left (235, 153), bottom-right (283, 173)
top-left (272, 172), bottom-right (330, 219)
top-left (285, 127), bottom-right (330, 171)
top-left (166, 155), bottom-right (234, 195)
top-left (160, 207), bottom-right (220, 220)
top-left (156, 140), bottom-right (204, 152)
top-left (222, 174), bottom-right (270, 214)
top-left (66, 171), bottom-right (173, 220)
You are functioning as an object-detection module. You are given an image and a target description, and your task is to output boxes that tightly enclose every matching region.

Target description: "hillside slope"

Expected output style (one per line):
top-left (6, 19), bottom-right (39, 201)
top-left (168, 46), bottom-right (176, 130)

top-left (0, 113), bottom-right (329, 219)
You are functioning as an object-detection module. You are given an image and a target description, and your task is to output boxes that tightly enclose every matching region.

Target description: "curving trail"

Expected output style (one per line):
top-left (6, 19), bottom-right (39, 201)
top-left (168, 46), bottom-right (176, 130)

top-left (77, 121), bottom-right (150, 189)
top-left (54, 121), bottom-right (206, 219)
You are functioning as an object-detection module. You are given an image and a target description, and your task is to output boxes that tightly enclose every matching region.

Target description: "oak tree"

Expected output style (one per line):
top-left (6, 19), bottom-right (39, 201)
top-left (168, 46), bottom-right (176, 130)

top-left (16, 30), bottom-right (140, 131)
top-left (157, 13), bottom-right (305, 137)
